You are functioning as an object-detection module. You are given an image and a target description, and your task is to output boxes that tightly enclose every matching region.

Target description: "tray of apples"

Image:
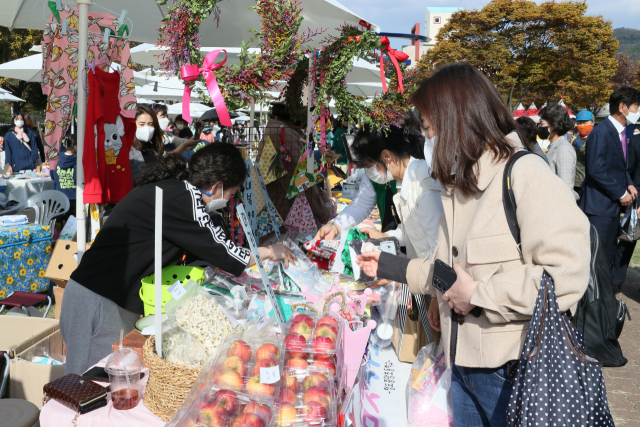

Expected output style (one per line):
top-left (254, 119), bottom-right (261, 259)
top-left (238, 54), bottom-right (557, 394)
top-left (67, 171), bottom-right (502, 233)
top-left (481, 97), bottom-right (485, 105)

top-left (275, 366), bottom-right (338, 427)
top-left (282, 312), bottom-right (342, 380)
top-left (209, 334), bottom-right (285, 402)
top-left (172, 386), bottom-right (280, 427)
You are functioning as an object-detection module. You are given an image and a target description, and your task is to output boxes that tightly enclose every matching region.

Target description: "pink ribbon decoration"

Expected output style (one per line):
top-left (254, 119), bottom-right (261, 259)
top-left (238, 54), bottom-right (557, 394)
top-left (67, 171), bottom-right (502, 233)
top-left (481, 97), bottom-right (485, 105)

top-left (180, 49), bottom-right (231, 126)
top-left (379, 36), bottom-right (409, 94)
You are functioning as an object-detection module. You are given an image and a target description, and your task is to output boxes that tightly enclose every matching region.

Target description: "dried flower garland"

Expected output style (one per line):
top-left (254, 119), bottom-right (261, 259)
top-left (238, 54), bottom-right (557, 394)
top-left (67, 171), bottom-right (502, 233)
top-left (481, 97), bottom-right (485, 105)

top-left (157, 0), bottom-right (324, 111)
top-left (316, 25), bottom-right (420, 132)
top-left (283, 59), bottom-right (310, 127)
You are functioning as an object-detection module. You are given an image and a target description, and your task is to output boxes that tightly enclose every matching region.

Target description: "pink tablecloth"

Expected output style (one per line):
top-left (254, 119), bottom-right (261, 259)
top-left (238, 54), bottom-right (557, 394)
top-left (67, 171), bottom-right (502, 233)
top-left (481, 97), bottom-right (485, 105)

top-left (39, 358), bottom-right (166, 427)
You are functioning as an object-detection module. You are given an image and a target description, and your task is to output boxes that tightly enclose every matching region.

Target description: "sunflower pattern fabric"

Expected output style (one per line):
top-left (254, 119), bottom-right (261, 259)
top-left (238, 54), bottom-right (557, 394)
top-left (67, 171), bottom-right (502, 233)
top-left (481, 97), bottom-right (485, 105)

top-left (41, 4), bottom-right (136, 169)
top-left (0, 224), bottom-right (53, 299)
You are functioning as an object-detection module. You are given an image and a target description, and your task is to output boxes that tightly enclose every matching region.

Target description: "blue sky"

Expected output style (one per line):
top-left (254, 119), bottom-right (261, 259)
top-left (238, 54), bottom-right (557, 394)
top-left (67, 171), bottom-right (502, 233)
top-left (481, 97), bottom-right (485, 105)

top-left (340, 0), bottom-right (640, 50)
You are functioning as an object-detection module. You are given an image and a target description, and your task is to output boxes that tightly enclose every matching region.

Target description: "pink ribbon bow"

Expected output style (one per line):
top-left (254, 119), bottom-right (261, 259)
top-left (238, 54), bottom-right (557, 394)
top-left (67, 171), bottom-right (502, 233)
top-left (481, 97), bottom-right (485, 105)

top-left (379, 36), bottom-right (409, 94)
top-left (180, 49), bottom-right (231, 127)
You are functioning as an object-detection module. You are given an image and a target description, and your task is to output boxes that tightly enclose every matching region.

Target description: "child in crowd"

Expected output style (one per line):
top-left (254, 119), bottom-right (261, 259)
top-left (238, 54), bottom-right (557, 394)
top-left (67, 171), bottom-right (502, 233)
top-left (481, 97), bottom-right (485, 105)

top-left (51, 135), bottom-right (77, 219)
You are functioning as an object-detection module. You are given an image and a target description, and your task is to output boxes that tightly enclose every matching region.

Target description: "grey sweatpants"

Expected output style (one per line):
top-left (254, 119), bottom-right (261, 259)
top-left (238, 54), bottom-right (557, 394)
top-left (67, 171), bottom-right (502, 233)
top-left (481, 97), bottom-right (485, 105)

top-left (60, 279), bottom-right (139, 375)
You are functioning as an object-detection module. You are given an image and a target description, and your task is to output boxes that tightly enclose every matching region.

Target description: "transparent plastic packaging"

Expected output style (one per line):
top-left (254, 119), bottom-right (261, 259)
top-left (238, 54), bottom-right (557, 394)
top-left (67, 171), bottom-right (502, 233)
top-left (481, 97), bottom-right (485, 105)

top-left (275, 366), bottom-right (338, 427)
top-left (167, 385), bottom-right (280, 427)
top-left (104, 348), bottom-right (144, 410)
top-left (208, 333), bottom-right (286, 401)
top-left (282, 312), bottom-right (343, 380)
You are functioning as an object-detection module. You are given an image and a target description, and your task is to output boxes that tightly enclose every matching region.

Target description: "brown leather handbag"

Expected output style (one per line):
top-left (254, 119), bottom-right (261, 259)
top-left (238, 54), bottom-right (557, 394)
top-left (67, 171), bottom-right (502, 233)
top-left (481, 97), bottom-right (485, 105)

top-left (43, 373), bottom-right (108, 414)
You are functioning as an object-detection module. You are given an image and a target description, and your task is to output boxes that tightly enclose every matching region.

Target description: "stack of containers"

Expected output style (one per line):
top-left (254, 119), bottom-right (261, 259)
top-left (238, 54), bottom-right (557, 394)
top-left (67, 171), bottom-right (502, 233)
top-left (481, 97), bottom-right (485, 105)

top-left (275, 366), bottom-right (338, 427)
top-left (282, 312), bottom-right (343, 386)
top-left (166, 334), bottom-right (285, 427)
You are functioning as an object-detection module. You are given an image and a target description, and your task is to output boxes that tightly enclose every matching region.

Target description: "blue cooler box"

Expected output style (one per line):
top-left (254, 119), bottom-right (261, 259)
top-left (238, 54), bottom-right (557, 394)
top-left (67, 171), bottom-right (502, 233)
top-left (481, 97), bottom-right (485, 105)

top-left (0, 223), bottom-right (53, 299)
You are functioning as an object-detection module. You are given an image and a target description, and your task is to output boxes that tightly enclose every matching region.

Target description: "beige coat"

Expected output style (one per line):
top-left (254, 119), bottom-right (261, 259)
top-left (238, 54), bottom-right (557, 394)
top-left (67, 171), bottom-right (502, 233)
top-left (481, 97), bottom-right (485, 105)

top-left (405, 133), bottom-right (591, 368)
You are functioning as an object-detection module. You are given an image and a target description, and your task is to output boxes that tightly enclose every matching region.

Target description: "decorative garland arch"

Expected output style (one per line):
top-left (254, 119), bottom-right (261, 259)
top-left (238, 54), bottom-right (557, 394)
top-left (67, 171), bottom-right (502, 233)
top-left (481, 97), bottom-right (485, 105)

top-left (314, 25), bottom-right (420, 132)
top-left (157, 0), bottom-right (321, 111)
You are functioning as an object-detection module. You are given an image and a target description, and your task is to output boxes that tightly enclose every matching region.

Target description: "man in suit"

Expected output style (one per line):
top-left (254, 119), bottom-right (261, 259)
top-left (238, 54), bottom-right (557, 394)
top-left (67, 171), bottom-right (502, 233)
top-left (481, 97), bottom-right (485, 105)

top-left (611, 126), bottom-right (640, 292)
top-left (580, 87), bottom-right (640, 285)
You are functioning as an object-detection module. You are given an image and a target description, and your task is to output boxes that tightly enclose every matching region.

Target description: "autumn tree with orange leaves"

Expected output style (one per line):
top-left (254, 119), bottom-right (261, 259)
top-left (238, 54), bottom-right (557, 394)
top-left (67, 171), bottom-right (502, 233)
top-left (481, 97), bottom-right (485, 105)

top-left (417, 0), bottom-right (618, 115)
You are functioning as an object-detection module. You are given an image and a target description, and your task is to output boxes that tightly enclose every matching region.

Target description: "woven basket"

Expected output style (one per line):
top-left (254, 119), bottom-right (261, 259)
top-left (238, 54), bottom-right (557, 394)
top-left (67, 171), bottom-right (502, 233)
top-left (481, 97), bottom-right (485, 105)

top-left (143, 335), bottom-right (202, 421)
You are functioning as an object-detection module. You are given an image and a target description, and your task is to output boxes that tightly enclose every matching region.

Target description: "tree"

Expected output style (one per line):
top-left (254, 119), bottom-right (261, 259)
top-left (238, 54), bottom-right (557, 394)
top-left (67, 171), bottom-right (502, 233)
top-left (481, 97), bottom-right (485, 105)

top-left (0, 27), bottom-right (47, 114)
top-left (417, 0), bottom-right (618, 114)
top-left (610, 53), bottom-right (638, 90)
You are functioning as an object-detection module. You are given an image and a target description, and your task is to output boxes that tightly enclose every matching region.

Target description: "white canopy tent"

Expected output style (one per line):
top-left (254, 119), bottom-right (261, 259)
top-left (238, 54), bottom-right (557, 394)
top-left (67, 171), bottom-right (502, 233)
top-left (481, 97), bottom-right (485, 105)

top-left (131, 44), bottom-right (261, 69)
top-left (166, 102), bottom-right (209, 118)
top-left (0, 91), bottom-right (25, 102)
top-left (0, 53), bottom-right (157, 87)
top-left (346, 82), bottom-right (383, 97)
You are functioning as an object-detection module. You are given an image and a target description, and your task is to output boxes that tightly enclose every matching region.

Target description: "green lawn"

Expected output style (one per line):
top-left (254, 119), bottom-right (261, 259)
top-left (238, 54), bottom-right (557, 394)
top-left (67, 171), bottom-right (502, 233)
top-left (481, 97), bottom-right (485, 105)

top-left (631, 243), bottom-right (640, 267)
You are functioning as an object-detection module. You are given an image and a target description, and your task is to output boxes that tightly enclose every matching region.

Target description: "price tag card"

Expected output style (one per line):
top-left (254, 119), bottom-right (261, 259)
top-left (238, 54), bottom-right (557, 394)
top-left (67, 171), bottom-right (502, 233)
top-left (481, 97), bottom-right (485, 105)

top-left (236, 204), bottom-right (284, 327)
top-left (260, 366), bottom-right (280, 384)
top-left (168, 280), bottom-right (186, 300)
top-left (257, 311), bottom-right (268, 331)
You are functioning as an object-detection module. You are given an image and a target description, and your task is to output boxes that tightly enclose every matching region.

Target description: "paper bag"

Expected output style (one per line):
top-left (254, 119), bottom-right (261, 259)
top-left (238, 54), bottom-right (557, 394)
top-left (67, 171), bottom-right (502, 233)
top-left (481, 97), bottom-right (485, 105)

top-left (392, 285), bottom-right (436, 363)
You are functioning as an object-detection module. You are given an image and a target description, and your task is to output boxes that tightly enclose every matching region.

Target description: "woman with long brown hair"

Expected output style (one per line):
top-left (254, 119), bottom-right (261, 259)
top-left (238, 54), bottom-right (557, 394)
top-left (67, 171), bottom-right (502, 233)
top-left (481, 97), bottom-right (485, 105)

top-left (356, 64), bottom-right (590, 426)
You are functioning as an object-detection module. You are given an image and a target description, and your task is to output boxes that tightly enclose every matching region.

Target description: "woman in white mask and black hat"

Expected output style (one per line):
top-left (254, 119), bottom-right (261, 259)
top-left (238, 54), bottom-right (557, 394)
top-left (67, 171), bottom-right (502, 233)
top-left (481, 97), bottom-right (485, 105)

top-left (61, 142), bottom-right (296, 376)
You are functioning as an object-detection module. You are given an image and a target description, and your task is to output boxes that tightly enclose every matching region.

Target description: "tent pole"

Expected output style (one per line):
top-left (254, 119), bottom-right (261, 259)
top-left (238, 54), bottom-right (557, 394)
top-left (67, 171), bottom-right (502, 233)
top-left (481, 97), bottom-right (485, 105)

top-left (249, 99), bottom-right (255, 157)
top-left (76, 0), bottom-right (91, 263)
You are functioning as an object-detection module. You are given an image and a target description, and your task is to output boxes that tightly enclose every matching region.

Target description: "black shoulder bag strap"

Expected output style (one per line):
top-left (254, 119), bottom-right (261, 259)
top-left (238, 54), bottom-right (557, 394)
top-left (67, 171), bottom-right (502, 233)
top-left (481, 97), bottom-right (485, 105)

top-left (502, 150), bottom-right (536, 250)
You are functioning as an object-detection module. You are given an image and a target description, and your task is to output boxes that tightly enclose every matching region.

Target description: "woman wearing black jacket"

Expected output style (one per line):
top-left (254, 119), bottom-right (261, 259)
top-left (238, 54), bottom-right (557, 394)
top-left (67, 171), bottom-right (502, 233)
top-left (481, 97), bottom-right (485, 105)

top-left (61, 143), bottom-right (296, 375)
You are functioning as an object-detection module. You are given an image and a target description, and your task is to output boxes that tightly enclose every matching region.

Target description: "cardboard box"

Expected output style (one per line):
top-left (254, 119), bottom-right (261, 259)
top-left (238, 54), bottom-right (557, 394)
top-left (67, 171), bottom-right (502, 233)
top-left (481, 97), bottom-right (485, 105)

top-left (44, 241), bottom-right (91, 287)
top-left (0, 316), bottom-right (59, 358)
top-left (10, 329), bottom-right (67, 408)
top-left (111, 329), bottom-right (147, 367)
top-left (53, 285), bottom-right (65, 319)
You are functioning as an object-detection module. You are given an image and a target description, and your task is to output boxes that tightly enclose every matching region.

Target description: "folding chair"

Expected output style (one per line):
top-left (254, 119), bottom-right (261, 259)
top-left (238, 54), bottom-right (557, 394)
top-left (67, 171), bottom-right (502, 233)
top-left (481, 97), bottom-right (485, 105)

top-left (0, 291), bottom-right (51, 318)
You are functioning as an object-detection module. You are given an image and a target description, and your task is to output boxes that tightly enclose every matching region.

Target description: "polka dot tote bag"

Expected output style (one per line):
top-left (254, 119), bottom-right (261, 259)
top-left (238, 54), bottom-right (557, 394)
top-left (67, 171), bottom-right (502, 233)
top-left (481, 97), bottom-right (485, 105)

top-left (507, 272), bottom-right (614, 427)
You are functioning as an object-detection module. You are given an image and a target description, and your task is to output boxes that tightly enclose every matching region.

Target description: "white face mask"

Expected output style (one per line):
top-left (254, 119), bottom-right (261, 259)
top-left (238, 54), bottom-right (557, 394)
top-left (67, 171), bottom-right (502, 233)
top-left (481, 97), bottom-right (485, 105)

top-left (202, 184), bottom-right (229, 212)
top-left (176, 123), bottom-right (185, 130)
top-left (424, 135), bottom-right (436, 171)
top-left (158, 117), bottom-right (170, 131)
top-left (623, 104), bottom-right (640, 126)
top-left (135, 126), bottom-right (155, 142)
top-left (14, 120), bottom-right (24, 128)
top-left (365, 163), bottom-right (393, 184)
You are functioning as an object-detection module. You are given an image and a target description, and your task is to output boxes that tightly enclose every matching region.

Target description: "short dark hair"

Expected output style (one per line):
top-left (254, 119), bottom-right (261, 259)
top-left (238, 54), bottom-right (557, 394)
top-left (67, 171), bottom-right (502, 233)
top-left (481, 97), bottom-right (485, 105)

top-left (352, 124), bottom-right (424, 168)
top-left (136, 142), bottom-right (247, 189)
top-left (175, 114), bottom-right (186, 124)
top-left (151, 103), bottom-right (168, 117)
top-left (515, 117), bottom-right (538, 150)
top-left (539, 102), bottom-right (572, 136)
top-left (610, 87), bottom-right (640, 115)
top-left (411, 63), bottom-right (516, 196)
top-left (23, 114), bottom-right (35, 128)
top-left (61, 134), bottom-right (77, 151)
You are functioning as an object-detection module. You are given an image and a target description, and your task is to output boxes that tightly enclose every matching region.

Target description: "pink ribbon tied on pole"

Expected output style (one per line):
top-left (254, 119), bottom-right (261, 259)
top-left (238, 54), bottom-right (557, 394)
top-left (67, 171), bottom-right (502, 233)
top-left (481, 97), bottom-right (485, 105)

top-left (379, 36), bottom-right (409, 94)
top-left (180, 49), bottom-right (232, 127)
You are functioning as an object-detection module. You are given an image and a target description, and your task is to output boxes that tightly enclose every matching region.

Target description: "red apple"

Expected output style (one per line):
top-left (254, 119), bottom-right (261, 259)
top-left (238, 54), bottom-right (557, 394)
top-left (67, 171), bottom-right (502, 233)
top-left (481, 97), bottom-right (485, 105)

top-left (312, 359), bottom-right (336, 376)
top-left (285, 357), bottom-right (308, 370)
top-left (279, 388), bottom-right (297, 404)
top-left (232, 413), bottom-right (266, 427)
top-left (197, 405), bottom-right (229, 427)
top-left (311, 336), bottom-right (335, 357)
top-left (282, 372), bottom-right (298, 393)
top-left (302, 372), bottom-right (330, 392)
top-left (246, 375), bottom-right (276, 397)
top-left (198, 402), bottom-right (229, 421)
top-left (315, 324), bottom-right (338, 342)
top-left (255, 343), bottom-right (280, 362)
top-left (210, 390), bottom-right (239, 415)
top-left (227, 340), bottom-right (252, 363)
top-left (303, 386), bottom-right (332, 410)
top-left (216, 370), bottom-right (244, 392)
top-left (252, 357), bottom-right (278, 376)
top-left (275, 403), bottom-right (298, 427)
top-left (243, 402), bottom-right (271, 422)
top-left (316, 316), bottom-right (338, 329)
top-left (303, 400), bottom-right (328, 425)
top-left (290, 321), bottom-right (312, 340)
top-left (223, 356), bottom-right (248, 377)
top-left (291, 314), bottom-right (315, 328)
top-left (284, 333), bottom-right (307, 358)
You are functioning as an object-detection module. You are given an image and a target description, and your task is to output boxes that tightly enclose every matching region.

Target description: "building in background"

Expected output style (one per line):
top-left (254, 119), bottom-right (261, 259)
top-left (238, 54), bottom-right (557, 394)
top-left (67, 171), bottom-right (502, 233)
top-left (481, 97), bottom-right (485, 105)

top-left (402, 6), bottom-right (464, 63)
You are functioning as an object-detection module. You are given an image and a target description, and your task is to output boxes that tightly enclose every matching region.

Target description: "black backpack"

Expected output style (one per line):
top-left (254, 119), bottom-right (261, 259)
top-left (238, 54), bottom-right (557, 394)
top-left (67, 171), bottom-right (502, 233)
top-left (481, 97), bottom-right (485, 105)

top-left (503, 150), bottom-right (630, 367)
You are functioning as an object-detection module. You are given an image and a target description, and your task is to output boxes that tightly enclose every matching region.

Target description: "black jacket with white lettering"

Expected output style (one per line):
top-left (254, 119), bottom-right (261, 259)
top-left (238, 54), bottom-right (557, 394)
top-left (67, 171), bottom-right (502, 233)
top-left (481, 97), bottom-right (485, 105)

top-left (71, 179), bottom-right (250, 314)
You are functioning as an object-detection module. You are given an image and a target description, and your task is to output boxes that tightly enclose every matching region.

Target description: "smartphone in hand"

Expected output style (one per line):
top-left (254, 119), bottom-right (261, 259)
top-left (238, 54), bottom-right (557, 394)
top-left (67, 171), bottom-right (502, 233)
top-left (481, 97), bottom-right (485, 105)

top-left (432, 260), bottom-right (481, 318)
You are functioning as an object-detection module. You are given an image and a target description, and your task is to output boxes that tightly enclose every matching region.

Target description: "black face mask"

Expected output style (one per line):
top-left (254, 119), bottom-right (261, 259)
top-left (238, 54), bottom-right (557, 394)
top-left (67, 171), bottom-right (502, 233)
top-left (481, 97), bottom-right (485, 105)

top-left (537, 126), bottom-right (550, 140)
